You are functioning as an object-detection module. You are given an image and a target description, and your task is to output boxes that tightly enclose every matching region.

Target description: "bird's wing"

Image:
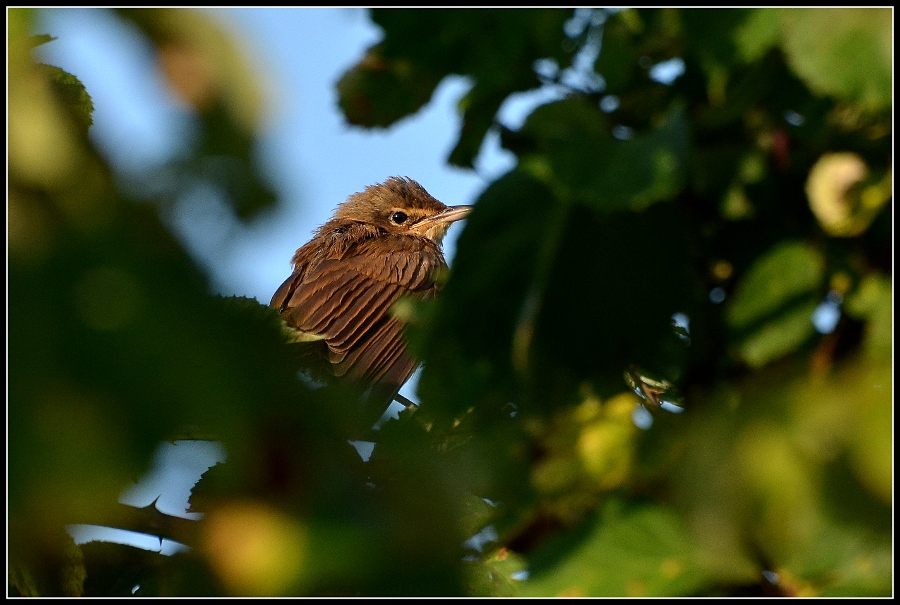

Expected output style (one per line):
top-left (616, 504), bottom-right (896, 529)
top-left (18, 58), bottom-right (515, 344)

top-left (331, 313), bottom-right (418, 389)
top-left (272, 231), bottom-right (443, 390)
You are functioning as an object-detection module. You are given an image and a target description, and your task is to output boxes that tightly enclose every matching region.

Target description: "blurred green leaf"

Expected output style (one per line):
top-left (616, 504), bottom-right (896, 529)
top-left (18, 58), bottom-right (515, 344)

top-left (522, 500), bottom-right (756, 596)
top-left (732, 8), bottom-right (781, 63)
top-left (337, 45), bottom-right (442, 128)
top-left (30, 32), bottom-right (57, 47)
top-left (726, 241), bottom-right (825, 367)
top-left (115, 8), bottom-right (276, 220)
top-left (847, 362), bottom-right (892, 506)
top-left (530, 203), bottom-right (697, 399)
top-left (727, 241), bottom-right (824, 329)
top-left (447, 85), bottom-right (506, 168)
top-left (592, 15), bottom-right (639, 94)
top-left (669, 354), bottom-right (892, 596)
top-left (735, 298), bottom-right (820, 368)
top-left (779, 8), bottom-right (892, 110)
top-left (465, 547), bottom-right (529, 597)
top-left (681, 8), bottom-right (763, 70)
top-left (844, 273), bottom-right (892, 360)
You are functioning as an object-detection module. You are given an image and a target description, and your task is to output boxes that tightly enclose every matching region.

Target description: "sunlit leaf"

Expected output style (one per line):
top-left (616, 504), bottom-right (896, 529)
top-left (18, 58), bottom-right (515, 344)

top-left (465, 547), bottom-right (529, 597)
top-left (779, 8), bottom-right (891, 110)
top-left (844, 274), bottom-right (892, 361)
top-left (727, 241), bottom-right (824, 329)
top-left (735, 298), bottom-right (819, 368)
top-left (847, 363), bottom-right (892, 503)
top-left (732, 8), bottom-right (781, 63)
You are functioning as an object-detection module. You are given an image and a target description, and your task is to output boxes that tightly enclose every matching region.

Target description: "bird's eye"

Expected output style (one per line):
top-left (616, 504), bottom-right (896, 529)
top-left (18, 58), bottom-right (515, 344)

top-left (389, 211), bottom-right (409, 225)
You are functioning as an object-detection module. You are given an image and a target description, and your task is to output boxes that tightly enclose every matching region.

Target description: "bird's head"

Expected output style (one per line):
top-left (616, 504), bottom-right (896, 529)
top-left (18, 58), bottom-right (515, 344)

top-left (334, 176), bottom-right (472, 245)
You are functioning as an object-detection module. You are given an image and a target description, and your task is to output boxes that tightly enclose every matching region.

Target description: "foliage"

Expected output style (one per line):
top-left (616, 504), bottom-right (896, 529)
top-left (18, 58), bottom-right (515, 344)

top-left (8, 7), bottom-right (892, 597)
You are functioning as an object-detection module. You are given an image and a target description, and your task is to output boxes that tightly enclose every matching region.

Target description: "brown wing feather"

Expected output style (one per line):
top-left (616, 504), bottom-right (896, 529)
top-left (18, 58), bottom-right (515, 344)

top-left (335, 314), bottom-right (413, 383)
top-left (270, 222), bottom-right (446, 392)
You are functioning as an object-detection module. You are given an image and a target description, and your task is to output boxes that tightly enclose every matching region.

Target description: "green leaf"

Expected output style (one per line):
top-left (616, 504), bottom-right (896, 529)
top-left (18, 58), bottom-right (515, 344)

top-left (516, 98), bottom-right (690, 212)
top-left (447, 86), bottom-right (505, 169)
top-left (726, 241), bottom-right (824, 329)
top-left (529, 203), bottom-right (696, 401)
top-left (42, 64), bottom-right (95, 133)
top-left (681, 8), bottom-right (761, 70)
top-left (732, 8), bottom-right (781, 63)
top-left (419, 170), bottom-right (556, 421)
top-left (336, 45), bottom-right (443, 128)
top-left (30, 33), bottom-right (57, 48)
top-left (521, 501), bottom-right (754, 596)
top-left (779, 8), bottom-right (891, 110)
top-left (592, 16), bottom-right (639, 94)
top-left (726, 241), bottom-right (825, 367)
top-left (735, 297), bottom-right (819, 368)
top-left (465, 548), bottom-right (529, 597)
top-left (847, 361), bottom-right (892, 505)
top-left (843, 274), bottom-right (892, 361)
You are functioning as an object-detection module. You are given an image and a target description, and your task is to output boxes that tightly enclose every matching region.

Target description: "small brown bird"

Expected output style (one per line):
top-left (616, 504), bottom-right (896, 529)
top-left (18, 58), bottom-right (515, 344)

top-left (270, 177), bottom-right (471, 426)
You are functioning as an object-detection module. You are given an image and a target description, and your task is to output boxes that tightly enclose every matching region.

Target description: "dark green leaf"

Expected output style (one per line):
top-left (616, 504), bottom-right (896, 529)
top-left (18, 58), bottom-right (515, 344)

top-left (516, 99), bottom-right (690, 211)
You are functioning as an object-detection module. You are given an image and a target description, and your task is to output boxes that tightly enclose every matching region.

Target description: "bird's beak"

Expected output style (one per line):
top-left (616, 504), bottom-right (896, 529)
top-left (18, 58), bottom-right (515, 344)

top-left (411, 205), bottom-right (473, 241)
top-left (432, 205), bottom-right (473, 224)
